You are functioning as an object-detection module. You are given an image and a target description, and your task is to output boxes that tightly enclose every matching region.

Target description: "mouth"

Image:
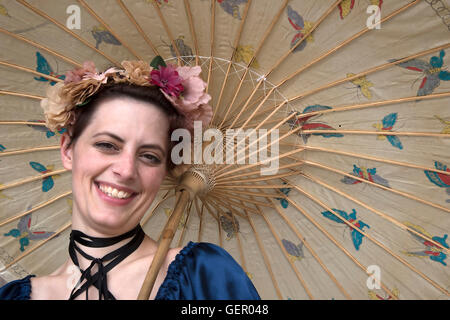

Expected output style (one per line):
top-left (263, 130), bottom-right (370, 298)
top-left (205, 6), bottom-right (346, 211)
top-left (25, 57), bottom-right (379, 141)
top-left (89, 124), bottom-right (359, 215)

top-left (94, 181), bottom-right (139, 204)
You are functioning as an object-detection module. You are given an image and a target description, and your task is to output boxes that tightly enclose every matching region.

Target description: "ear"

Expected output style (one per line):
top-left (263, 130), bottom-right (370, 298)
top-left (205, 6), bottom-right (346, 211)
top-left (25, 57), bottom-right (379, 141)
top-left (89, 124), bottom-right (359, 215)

top-left (60, 132), bottom-right (74, 171)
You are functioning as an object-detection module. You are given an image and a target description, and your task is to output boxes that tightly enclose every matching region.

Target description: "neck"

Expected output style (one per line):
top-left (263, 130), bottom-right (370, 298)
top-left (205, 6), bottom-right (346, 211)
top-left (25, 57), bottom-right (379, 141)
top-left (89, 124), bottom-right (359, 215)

top-left (69, 223), bottom-right (143, 271)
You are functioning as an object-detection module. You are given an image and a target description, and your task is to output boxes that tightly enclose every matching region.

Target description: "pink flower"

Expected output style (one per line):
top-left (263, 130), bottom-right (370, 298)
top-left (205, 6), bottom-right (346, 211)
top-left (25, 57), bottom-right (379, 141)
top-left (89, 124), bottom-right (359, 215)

top-left (150, 65), bottom-right (184, 98)
top-left (184, 104), bottom-right (213, 131)
top-left (175, 66), bottom-right (210, 112)
top-left (65, 61), bottom-right (97, 84)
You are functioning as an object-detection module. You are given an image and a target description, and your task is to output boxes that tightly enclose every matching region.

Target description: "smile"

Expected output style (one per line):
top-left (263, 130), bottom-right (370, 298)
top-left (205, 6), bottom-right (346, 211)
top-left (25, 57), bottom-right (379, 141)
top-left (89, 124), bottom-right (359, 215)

top-left (94, 181), bottom-right (138, 205)
top-left (99, 184), bottom-right (132, 199)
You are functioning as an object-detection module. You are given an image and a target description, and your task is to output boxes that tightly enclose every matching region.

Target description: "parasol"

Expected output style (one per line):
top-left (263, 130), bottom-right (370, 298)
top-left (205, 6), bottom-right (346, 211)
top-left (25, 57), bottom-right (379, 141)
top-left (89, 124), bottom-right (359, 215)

top-left (0, 0), bottom-right (449, 300)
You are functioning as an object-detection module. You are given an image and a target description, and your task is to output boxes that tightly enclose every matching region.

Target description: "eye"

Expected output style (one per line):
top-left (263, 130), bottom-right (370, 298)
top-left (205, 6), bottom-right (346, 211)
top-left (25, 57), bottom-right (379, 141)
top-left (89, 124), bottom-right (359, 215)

top-left (141, 153), bottom-right (162, 165)
top-left (94, 142), bottom-right (118, 152)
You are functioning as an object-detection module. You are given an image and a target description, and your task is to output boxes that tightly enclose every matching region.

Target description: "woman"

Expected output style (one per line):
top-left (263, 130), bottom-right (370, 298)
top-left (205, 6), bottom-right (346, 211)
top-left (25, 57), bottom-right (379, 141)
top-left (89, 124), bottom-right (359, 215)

top-left (0, 59), bottom-right (260, 300)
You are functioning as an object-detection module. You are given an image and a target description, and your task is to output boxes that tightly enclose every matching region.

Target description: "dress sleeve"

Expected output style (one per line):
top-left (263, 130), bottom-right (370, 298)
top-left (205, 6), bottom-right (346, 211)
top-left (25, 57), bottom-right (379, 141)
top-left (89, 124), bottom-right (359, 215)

top-left (0, 275), bottom-right (34, 300)
top-left (155, 242), bottom-right (260, 300)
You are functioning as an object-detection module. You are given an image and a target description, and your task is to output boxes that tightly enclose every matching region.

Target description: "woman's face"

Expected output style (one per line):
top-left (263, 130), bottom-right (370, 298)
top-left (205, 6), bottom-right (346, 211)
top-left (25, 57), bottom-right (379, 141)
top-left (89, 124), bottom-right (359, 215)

top-left (61, 96), bottom-right (169, 235)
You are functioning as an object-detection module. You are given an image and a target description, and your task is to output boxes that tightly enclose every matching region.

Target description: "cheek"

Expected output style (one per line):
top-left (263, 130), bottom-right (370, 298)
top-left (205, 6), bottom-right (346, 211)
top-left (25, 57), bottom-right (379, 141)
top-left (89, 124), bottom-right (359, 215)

top-left (142, 167), bottom-right (167, 193)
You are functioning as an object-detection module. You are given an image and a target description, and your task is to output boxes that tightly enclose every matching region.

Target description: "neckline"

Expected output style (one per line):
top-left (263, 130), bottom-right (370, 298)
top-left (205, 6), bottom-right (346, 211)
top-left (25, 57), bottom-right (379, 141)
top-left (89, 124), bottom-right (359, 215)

top-left (25, 241), bottom-right (198, 300)
top-left (154, 241), bottom-right (196, 299)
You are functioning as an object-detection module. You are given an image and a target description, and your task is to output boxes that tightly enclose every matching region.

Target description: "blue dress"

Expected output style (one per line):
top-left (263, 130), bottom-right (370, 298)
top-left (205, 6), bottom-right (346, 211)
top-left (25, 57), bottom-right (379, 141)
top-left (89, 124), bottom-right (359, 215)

top-left (0, 241), bottom-right (260, 300)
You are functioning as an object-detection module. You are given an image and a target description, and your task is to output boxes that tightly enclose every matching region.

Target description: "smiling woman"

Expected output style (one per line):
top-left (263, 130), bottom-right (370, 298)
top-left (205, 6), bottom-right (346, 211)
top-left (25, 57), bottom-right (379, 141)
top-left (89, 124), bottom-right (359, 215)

top-left (0, 60), bottom-right (260, 300)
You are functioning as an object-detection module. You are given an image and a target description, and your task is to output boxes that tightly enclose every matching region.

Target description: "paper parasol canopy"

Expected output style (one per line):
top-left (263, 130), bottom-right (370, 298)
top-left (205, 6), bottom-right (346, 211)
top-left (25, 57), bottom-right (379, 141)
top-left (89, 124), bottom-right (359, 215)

top-left (0, 0), bottom-right (449, 299)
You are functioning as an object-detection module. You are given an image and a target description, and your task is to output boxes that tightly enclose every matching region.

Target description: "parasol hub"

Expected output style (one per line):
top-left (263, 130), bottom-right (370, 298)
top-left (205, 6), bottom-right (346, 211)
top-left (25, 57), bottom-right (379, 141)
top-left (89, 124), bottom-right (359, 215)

top-left (176, 165), bottom-right (216, 200)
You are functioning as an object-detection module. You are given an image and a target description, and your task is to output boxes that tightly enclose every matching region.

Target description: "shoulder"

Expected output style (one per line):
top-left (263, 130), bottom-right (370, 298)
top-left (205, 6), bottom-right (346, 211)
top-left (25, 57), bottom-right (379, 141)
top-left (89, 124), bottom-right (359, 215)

top-left (0, 275), bottom-right (34, 300)
top-left (167, 242), bottom-right (239, 270)
top-left (156, 242), bottom-right (260, 300)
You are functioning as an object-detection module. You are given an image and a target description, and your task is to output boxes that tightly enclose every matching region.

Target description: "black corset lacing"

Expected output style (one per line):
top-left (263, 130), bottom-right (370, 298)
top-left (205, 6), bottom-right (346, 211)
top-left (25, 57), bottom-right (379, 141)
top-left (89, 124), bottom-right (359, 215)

top-left (68, 224), bottom-right (145, 300)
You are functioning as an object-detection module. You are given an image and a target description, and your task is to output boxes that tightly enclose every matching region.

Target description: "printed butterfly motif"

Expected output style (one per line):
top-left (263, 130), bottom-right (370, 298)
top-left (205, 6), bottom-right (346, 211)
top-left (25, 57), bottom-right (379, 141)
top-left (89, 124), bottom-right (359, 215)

top-left (220, 211), bottom-right (239, 240)
top-left (29, 161), bottom-right (59, 192)
top-left (338, 0), bottom-right (383, 20)
top-left (164, 208), bottom-right (186, 230)
top-left (4, 211), bottom-right (55, 252)
top-left (146, 0), bottom-right (168, 6)
top-left (275, 182), bottom-right (291, 208)
top-left (286, 5), bottom-right (314, 52)
top-left (338, 0), bottom-right (355, 19)
top-left (402, 222), bottom-right (448, 266)
top-left (390, 50), bottom-right (450, 96)
top-left (234, 44), bottom-right (259, 69)
top-left (91, 25), bottom-right (121, 50)
top-left (27, 120), bottom-right (66, 138)
top-left (368, 287), bottom-right (400, 300)
top-left (321, 208), bottom-right (370, 251)
top-left (347, 73), bottom-right (374, 99)
top-left (0, 2), bottom-right (10, 17)
top-left (424, 161), bottom-right (450, 203)
top-left (0, 183), bottom-right (12, 200)
top-left (341, 164), bottom-right (390, 188)
top-left (287, 105), bottom-right (344, 144)
top-left (217, 0), bottom-right (247, 20)
top-left (434, 115), bottom-right (450, 134)
top-left (34, 52), bottom-right (65, 86)
top-left (169, 36), bottom-right (194, 64)
top-left (372, 113), bottom-right (403, 150)
top-left (282, 239), bottom-right (305, 262)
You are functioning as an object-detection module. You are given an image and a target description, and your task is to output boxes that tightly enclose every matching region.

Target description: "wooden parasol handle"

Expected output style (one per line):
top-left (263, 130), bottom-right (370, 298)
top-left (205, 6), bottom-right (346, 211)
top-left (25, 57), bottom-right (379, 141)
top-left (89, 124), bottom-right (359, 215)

top-left (137, 188), bottom-right (190, 300)
top-left (137, 167), bottom-right (212, 300)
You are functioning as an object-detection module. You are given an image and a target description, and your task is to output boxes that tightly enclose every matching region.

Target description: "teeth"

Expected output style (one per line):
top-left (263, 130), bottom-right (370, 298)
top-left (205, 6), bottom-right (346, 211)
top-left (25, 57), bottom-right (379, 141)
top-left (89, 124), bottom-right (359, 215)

top-left (98, 184), bottom-right (132, 199)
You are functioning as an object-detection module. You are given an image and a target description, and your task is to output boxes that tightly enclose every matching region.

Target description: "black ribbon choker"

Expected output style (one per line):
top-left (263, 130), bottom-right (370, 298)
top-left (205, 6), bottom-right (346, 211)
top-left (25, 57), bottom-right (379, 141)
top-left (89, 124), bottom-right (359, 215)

top-left (68, 224), bottom-right (145, 300)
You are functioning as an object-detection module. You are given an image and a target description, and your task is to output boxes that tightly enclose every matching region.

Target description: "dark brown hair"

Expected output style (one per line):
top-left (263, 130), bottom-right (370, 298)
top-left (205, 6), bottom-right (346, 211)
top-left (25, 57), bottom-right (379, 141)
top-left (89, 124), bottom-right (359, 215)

top-left (66, 83), bottom-right (184, 170)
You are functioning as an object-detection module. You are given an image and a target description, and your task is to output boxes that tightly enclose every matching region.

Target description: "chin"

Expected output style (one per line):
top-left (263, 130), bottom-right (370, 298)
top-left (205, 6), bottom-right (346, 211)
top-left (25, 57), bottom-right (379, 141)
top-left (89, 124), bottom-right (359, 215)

top-left (82, 208), bottom-right (140, 236)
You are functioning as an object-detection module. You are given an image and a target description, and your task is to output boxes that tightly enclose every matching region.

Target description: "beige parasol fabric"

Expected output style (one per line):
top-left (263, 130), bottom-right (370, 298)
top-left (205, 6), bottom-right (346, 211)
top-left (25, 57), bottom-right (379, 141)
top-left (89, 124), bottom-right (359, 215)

top-left (0, 0), bottom-right (449, 300)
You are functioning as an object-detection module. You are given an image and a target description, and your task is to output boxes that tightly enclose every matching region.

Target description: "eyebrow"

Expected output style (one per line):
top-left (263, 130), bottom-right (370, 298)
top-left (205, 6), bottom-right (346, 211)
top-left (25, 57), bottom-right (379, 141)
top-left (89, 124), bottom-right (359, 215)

top-left (93, 131), bottom-right (166, 157)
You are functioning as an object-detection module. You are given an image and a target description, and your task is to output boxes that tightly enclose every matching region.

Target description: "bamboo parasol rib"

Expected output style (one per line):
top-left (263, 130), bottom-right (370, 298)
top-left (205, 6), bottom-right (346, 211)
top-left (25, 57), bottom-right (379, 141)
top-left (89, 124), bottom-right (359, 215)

top-left (255, 202), bottom-right (314, 299)
top-left (217, 0), bottom-right (290, 128)
top-left (268, 197), bottom-right (353, 300)
top-left (116, 0), bottom-right (160, 56)
top-left (0, 60), bottom-right (64, 84)
top-left (0, 0), bottom-right (448, 302)
top-left (16, 0), bottom-right (121, 67)
top-left (272, 187), bottom-right (398, 299)
top-left (77, 0), bottom-right (143, 61)
top-left (302, 160), bottom-right (450, 215)
top-left (210, 0), bottom-right (251, 124)
top-left (243, 208), bottom-right (283, 299)
top-left (226, 0), bottom-right (420, 130)
top-left (205, 0), bottom-right (215, 94)
top-left (0, 90), bottom-right (44, 100)
top-left (282, 177), bottom-right (450, 297)
top-left (224, 0), bottom-right (344, 129)
top-left (0, 222), bottom-right (72, 273)
top-left (302, 145), bottom-right (450, 177)
top-left (0, 191), bottom-right (72, 228)
top-left (0, 169), bottom-right (68, 192)
top-left (183, 0), bottom-right (199, 66)
top-left (239, 91), bottom-right (450, 129)
top-left (296, 168), bottom-right (450, 253)
top-left (0, 146), bottom-right (60, 158)
top-left (0, 27), bottom-right (82, 68)
top-left (150, 0), bottom-right (181, 65)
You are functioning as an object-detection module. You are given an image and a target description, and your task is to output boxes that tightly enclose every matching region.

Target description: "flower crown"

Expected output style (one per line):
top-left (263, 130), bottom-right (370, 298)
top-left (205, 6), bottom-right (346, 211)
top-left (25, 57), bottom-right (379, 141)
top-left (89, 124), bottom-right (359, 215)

top-left (40, 56), bottom-right (212, 133)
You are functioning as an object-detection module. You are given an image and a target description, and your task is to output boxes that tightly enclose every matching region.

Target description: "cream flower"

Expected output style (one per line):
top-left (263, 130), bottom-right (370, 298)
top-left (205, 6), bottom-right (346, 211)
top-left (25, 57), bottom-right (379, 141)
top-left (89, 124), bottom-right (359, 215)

top-left (122, 60), bottom-right (151, 86)
top-left (83, 67), bottom-right (120, 84)
top-left (40, 82), bottom-right (73, 132)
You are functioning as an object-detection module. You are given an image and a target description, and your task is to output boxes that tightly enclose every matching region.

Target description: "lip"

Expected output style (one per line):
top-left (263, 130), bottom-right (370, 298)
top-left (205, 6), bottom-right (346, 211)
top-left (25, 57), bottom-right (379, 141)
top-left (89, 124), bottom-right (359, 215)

top-left (94, 181), bottom-right (138, 206)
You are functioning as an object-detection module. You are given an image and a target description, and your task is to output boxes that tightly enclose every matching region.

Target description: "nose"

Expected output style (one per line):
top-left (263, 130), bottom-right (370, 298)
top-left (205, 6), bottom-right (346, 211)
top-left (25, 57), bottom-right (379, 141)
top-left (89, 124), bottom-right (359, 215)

top-left (111, 151), bottom-right (137, 180)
